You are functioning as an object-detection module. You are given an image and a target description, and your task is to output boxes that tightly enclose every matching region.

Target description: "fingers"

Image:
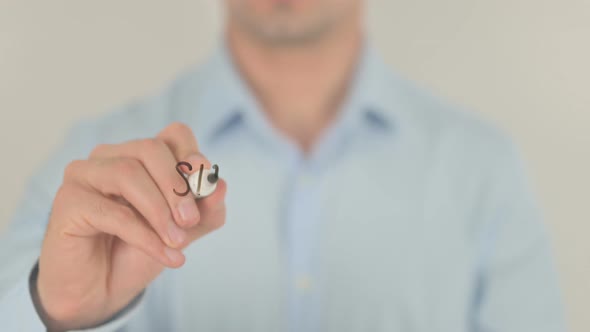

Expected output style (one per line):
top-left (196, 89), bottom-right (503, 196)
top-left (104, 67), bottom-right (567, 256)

top-left (89, 135), bottom-right (204, 230)
top-left (183, 179), bottom-right (228, 246)
top-left (157, 122), bottom-right (199, 161)
top-left (77, 122), bottom-right (225, 252)
top-left (62, 186), bottom-right (185, 268)
top-left (157, 122), bottom-right (206, 168)
top-left (158, 123), bottom-right (216, 229)
top-left (64, 158), bottom-right (186, 249)
top-left (196, 178), bottom-right (227, 215)
top-left (157, 123), bottom-right (227, 242)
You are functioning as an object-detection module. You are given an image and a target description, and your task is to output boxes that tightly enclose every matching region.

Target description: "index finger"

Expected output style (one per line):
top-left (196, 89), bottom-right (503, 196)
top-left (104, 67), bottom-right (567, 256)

top-left (157, 122), bottom-right (210, 173)
top-left (157, 122), bottom-right (217, 230)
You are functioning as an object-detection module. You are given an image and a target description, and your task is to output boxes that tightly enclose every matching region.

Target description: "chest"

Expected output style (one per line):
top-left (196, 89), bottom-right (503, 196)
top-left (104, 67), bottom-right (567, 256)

top-left (163, 140), bottom-right (481, 331)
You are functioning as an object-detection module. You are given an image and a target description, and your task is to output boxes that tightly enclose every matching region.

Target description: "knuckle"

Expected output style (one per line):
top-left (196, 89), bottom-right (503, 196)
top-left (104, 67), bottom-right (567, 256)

top-left (89, 143), bottom-right (111, 158)
top-left (115, 158), bottom-right (142, 177)
top-left (63, 159), bottom-right (85, 180)
top-left (141, 137), bottom-right (167, 155)
top-left (160, 122), bottom-right (199, 148)
top-left (92, 197), bottom-right (109, 219)
top-left (113, 204), bottom-right (136, 222)
top-left (166, 122), bottom-right (193, 137)
top-left (53, 184), bottom-right (75, 209)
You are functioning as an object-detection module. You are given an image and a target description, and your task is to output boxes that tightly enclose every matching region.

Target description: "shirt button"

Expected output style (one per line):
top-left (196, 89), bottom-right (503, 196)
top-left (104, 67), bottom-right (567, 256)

top-left (295, 275), bottom-right (312, 291)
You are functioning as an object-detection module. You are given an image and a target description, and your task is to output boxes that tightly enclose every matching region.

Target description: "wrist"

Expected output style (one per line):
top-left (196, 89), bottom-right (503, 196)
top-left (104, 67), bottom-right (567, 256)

top-left (31, 262), bottom-right (106, 331)
top-left (30, 261), bottom-right (146, 331)
top-left (29, 261), bottom-right (69, 331)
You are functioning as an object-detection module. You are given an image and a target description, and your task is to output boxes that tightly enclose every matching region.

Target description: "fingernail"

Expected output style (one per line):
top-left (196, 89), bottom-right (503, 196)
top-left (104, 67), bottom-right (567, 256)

top-left (167, 221), bottom-right (186, 246)
top-left (164, 247), bottom-right (184, 264)
top-left (185, 154), bottom-right (210, 170)
top-left (178, 198), bottom-right (200, 226)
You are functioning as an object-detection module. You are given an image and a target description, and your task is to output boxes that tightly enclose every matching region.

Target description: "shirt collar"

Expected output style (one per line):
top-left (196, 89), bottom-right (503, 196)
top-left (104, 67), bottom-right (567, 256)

top-left (181, 38), bottom-right (399, 144)
top-left (183, 42), bottom-right (258, 144)
top-left (336, 41), bottom-right (397, 133)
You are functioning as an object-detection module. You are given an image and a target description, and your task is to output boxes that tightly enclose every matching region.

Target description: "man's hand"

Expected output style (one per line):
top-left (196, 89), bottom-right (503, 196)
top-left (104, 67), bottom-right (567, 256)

top-left (36, 123), bottom-right (227, 330)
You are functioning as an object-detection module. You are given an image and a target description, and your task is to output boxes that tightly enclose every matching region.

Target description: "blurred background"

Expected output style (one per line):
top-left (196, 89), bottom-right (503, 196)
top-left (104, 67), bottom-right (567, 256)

top-left (0, 0), bottom-right (588, 330)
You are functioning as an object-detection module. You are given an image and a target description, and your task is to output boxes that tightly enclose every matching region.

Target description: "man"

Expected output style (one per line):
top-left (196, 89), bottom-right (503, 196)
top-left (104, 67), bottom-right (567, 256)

top-left (0, 0), bottom-right (566, 331)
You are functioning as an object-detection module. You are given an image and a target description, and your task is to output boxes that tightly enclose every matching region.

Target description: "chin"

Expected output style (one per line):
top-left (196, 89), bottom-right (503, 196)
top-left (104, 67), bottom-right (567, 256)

top-left (228, 0), bottom-right (357, 45)
top-left (243, 0), bottom-right (320, 12)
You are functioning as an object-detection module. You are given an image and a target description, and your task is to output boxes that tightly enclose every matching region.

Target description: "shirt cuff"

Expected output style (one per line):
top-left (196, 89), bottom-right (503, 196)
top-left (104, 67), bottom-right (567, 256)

top-left (68, 287), bottom-right (145, 332)
top-left (0, 261), bottom-right (145, 332)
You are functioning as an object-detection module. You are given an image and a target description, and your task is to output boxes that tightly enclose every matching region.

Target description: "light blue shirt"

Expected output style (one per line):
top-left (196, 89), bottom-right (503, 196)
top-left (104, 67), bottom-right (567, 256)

top-left (0, 41), bottom-right (566, 331)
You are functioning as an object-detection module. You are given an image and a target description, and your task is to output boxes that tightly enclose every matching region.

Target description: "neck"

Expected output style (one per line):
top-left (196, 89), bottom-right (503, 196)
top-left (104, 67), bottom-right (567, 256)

top-left (226, 18), bottom-right (363, 153)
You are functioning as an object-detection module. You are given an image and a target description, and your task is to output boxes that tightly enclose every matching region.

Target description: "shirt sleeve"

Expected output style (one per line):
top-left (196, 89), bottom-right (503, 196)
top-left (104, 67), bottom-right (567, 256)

top-left (474, 140), bottom-right (568, 331)
top-left (0, 121), bottom-right (145, 331)
top-left (0, 261), bottom-right (145, 332)
top-left (0, 273), bottom-right (46, 331)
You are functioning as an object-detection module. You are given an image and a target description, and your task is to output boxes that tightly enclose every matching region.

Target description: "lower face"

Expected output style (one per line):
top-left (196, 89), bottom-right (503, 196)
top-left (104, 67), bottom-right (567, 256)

top-left (225, 0), bottom-right (361, 45)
